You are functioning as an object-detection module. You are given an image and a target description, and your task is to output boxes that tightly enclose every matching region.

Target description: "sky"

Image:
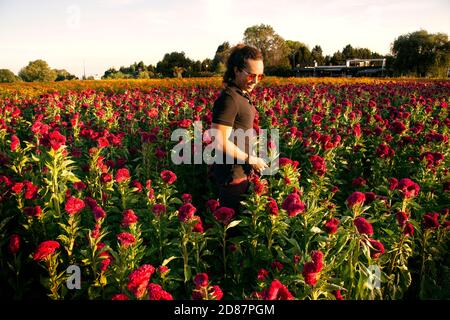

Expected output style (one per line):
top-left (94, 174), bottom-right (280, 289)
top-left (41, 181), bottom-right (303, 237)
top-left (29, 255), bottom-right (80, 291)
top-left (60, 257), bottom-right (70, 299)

top-left (0, 0), bottom-right (449, 79)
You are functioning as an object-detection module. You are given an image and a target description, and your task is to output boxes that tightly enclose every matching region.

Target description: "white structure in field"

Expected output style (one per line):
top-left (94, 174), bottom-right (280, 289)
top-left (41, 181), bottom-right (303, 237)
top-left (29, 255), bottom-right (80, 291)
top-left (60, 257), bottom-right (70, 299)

top-left (346, 58), bottom-right (386, 68)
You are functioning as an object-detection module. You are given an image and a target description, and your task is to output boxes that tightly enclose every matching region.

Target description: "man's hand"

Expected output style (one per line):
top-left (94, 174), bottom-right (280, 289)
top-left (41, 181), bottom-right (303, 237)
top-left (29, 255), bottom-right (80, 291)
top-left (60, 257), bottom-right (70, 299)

top-left (248, 155), bottom-right (268, 173)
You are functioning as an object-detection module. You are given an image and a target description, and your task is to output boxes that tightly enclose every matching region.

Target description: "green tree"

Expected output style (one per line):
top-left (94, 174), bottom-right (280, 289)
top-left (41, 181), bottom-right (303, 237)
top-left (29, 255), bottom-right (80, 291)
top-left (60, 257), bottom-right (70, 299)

top-left (391, 30), bottom-right (450, 77)
top-left (156, 52), bottom-right (193, 78)
top-left (201, 58), bottom-right (213, 72)
top-left (0, 69), bottom-right (20, 83)
top-left (54, 69), bottom-right (78, 81)
top-left (18, 60), bottom-right (57, 82)
top-left (342, 44), bottom-right (355, 60)
top-left (330, 51), bottom-right (345, 65)
top-left (212, 42), bottom-right (231, 74)
top-left (311, 45), bottom-right (325, 65)
top-left (286, 40), bottom-right (313, 68)
top-left (243, 24), bottom-right (290, 67)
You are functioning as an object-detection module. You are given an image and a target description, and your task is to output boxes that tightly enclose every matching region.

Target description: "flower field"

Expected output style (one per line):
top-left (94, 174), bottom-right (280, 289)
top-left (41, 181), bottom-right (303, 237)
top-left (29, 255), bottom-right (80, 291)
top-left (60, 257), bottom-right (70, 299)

top-left (0, 78), bottom-right (449, 300)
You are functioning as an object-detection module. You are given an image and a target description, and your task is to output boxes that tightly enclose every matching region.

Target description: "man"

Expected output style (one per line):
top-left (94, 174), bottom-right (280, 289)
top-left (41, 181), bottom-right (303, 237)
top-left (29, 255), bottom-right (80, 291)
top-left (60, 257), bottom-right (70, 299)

top-left (210, 44), bottom-right (268, 214)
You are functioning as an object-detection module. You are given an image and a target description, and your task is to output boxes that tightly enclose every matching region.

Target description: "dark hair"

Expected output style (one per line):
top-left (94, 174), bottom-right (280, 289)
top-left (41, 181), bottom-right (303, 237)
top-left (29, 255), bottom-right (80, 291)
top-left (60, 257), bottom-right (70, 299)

top-left (223, 44), bottom-right (263, 85)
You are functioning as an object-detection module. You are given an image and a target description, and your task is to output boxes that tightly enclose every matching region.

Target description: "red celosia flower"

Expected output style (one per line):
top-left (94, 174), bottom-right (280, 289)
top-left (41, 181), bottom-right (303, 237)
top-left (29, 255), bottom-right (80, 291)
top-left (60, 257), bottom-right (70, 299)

top-left (354, 217), bottom-right (374, 235)
top-left (33, 240), bottom-right (60, 261)
top-left (8, 234), bottom-right (20, 254)
top-left (65, 196), bottom-right (85, 215)
top-left (192, 284), bottom-right (223, 300)
top-left (100, 173), bottom-right (112, 184)
top-left (346, 191), bottom-right (366, 209)
top-left (352, 123), bottom-right (361, 137)
top-left (206, 199), bottom-right (220, 213)
top-left (10, 135), bottom-right (20, 151)
top-left (121, 209), bottom-right (138, 227)
top-left (352, 176), bottom-right (366, 187)
top-left (90, 223), bottom-right (101, 239)
top-left (279, 157), bottom-right (293, 167)
top-left (309, 154), bottom-right (326, 176)
top-left (334, 290), bottom-right (344, 300)
top-left (192, 216), bottom-right (204, 233)
top-left (271, 260), bottom-right (284, 272)
top-left (178, 203), bottom-right (197, 222)
top-left (396, 211), bottom-right (409, 227)
top-left (23, 206), bottom-right (42, 217)
top-left (23, 180), bottom-right (38, 200)
top-left (403, 222), bottom-right (415, 236)
top-left (117, 232), bottom-right (136, 248)
top-left (281, 193), bottom-right (306, 217)
top-left (92, 206), bottom-right (106, 221)
top-left (397, 178), bottom-right (420, 199)
top-left (127, 264), bottom-right (155, 298)
top-left (160, 170), bottom-right (177, 185)
top-left (423, 212), bottom-right (440, 229)
top-left (376, 143), bottom-right (395, 158)
top-left (181, 193), bottom-right (192, 203)
top-left (193, 273), bottom-right (209, 288)
top-left (210, 285), bottom-right (223, 300)
top-left (257, 268), bottom-right (269, 281)
top-left (388, 178), bottom-right (398, 190)
top-left (364, 192), bottom-right (376, 204)
top-left (48, 130), bottom-right (66, 150)
top-left (252, 177), bottom-right (268, 195)
top-left (97, 242), bottom-right (112, 271)
top-left (311, 250), bottom-right (324, 270)
top-left (11, 182), bottom-right (24, 194)
top-left (368, 239), bottom-right (385, 259)
top-left (152, 204), bottom-right (167, 217)
top-left (73, 181), bottom-right (87, 191)
top-left (158, 265), bottom-right (169, 276)
top-left (131, 180), bottom-right (142, 192)
top-left (112, 294), bottom-right (129, 300)
top-left (84, 197), bottom-right (98, 209)
top-left (331, 186), bottom-right (340, 193)
top-left (213, 207), bottom-right (235, 225)
top-left (115, 168), bottom-right (130, 183)
top-left (264, 279), bottom-right (294, 300)
top-left (148, 283), bottom-right (173, 300)
top-left (302, 250), bottom-right (324, 286)
top-left (324, 218), bottom-right (340, 234)
top-left (267, 197), bottom-right (279, 216)
top-left (302, 263), bottom-right (319, 286)
top-left (97, 137), bottom-right (109, 148)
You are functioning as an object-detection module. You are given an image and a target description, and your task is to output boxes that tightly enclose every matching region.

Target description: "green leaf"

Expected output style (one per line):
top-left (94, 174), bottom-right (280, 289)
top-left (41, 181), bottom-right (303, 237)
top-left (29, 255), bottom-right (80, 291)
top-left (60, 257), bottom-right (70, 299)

top-left (162, 256), bottom-right (178, 266)
top-left (226, 220), bottom-right (242, 230)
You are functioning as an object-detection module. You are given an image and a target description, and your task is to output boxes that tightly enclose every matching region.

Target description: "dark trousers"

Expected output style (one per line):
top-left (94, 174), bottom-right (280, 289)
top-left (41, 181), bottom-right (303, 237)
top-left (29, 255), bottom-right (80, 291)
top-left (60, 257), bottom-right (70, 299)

top-left (208, 164), bottom-right (252, 214)
top-left (217, 176), bottom-right (250, 214)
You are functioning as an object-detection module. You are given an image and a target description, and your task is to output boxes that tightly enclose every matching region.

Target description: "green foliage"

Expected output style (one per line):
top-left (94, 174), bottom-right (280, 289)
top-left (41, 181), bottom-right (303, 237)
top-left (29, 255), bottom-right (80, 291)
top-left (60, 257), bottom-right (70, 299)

top-left (0, 69), bottom-right (20, 83)
top-left (54, 69), bottom-right (78, 81)
top-left (392, 29), bottom-right (450, 77)
top-left (18, 59), bottom-right (57, 82)
top-left (243, 24), bottom-right (290, 68)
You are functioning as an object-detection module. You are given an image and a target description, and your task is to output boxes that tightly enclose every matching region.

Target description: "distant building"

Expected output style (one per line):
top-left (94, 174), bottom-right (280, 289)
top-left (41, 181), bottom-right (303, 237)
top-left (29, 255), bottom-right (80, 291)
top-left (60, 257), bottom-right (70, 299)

top-left (297, 58), bottom-right (388, 77)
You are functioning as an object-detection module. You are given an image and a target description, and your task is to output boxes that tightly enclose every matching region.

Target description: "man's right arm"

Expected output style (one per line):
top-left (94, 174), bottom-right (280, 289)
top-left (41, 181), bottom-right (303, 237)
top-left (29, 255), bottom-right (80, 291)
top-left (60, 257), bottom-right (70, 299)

top-left (211, 123), bottom-right (268, 173)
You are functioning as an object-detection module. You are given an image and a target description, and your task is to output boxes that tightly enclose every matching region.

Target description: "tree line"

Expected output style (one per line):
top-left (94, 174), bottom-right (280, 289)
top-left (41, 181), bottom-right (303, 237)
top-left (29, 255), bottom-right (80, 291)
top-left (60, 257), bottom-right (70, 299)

top-left (1, 25), bottom-right (448, 83)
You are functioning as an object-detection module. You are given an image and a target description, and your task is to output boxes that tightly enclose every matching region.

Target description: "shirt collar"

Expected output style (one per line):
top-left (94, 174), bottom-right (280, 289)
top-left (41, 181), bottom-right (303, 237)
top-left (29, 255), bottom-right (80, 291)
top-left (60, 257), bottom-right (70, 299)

top-left (229, 82), bottom-right (252, 102)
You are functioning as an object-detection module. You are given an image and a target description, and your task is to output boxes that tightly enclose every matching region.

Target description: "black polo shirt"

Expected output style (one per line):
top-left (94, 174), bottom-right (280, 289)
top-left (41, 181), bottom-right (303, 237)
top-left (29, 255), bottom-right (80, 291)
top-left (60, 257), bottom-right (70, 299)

top-left (211, 83), bottom-right (256, 185)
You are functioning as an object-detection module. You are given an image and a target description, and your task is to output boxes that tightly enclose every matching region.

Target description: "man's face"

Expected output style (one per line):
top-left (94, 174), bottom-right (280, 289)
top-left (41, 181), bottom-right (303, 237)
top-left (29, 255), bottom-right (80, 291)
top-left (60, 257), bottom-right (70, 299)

top-left (234, 59), bottom-right (264, 93)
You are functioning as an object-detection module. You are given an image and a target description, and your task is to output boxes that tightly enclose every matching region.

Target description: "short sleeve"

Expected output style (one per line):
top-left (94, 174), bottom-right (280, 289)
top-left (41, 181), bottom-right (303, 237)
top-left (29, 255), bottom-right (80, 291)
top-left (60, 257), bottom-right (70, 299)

top-left (212, 93), bottom-right (238, 127)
